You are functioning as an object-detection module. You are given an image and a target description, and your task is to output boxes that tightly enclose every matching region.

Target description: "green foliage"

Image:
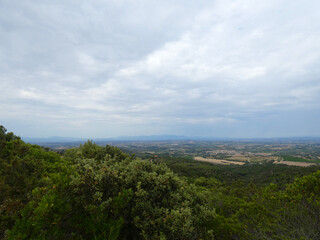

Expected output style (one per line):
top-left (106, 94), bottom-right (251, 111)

top-left (4, 140), bottom-right (216, 239)
top-left (213, 172), bottom-right (320, 240)
top-left (1, 126), bottom-right (320, 240)
top-left (65, 144), bottom-right (216, 239)
top-left (162, 156), bottom-right (320, 188)
top-left (282, 155), bottom-right (319, 163)
top-left (0, 128), bottom-right (69, 238)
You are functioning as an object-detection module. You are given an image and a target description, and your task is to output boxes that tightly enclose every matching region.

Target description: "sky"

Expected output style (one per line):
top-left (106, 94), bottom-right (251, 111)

top-left (1, 0), bottom-right (320, 138)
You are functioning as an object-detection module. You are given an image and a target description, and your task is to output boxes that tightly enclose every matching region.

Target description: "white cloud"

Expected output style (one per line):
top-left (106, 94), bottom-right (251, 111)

top-left (0, 0), bottom-right (320, 137)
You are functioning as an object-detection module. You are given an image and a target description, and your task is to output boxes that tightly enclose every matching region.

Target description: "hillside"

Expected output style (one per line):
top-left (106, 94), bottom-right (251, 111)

top-left (1, 126), bottom-right (320, 239)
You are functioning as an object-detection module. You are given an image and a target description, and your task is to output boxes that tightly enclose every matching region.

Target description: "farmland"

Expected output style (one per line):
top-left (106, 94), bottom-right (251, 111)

top-left (38, 138), bottom-right (320, 167)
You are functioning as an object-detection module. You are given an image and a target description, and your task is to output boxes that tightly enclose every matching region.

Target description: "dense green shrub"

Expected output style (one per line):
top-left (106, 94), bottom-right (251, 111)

top-left (5, 141), bottom-right (216, 239)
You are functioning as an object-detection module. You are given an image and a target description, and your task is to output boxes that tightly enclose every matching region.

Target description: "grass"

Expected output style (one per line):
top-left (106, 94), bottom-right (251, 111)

top-left (282, 156), bottom-right (319, 163)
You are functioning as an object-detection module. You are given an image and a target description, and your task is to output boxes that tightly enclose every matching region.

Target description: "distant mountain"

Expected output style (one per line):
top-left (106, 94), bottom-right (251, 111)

top-left (105, 135), bottom-right (189, 141)
top-left (22, 135), bottom-right (320, 144)
top-left (22, 135), bottom-right (190, 143)
top-left (23, 136), bottom-right (86, 143)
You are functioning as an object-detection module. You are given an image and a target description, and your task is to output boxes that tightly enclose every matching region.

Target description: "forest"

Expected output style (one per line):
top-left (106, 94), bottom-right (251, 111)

top-left (1, 125), bottom-right (320, 240)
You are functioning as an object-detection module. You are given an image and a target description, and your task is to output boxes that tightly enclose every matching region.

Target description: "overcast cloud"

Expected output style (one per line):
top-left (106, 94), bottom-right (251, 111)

top-left (1, 0), bottom-right (320, 138)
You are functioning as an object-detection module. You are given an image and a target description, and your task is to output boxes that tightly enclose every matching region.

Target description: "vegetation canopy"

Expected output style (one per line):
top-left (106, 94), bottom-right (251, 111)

top-left (1, 126), bottom-right (320, 239)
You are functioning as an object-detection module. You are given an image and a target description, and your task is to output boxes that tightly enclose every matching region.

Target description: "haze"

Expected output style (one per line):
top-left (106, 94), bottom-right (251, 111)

top-left (1, 0), bottom-right (320, 138)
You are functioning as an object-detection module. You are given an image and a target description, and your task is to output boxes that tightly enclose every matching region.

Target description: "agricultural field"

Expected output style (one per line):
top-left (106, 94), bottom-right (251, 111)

top-left (115, 140), bottom-right (320, 167)
top-left (194, 156), bottom-right (245, 165)
top-left (39, 139), bottom-right (320, 167)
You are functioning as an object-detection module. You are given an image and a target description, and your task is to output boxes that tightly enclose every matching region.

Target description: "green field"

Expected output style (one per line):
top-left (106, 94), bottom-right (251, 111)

top-left (282, 155), bottom-right (319, 163)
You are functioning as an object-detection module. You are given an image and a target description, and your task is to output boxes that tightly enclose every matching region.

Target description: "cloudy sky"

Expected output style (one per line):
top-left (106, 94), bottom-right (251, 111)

top-left (1, 0), bottom-right (320, 138)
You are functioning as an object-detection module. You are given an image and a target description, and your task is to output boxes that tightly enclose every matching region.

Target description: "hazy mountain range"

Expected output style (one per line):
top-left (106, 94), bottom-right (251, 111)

top-left (23, 135), bottom-right (320, 143)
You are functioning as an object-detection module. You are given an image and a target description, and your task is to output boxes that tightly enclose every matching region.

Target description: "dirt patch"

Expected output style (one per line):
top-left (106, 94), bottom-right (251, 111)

top-left (227, 155), bottom-right (250, 162)
top-left (249, 156), bottom-right (279, 163)
top-left (274, 161), bottom-right (316, 167)
top-left (194, 157), bottom-right (245, 165)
